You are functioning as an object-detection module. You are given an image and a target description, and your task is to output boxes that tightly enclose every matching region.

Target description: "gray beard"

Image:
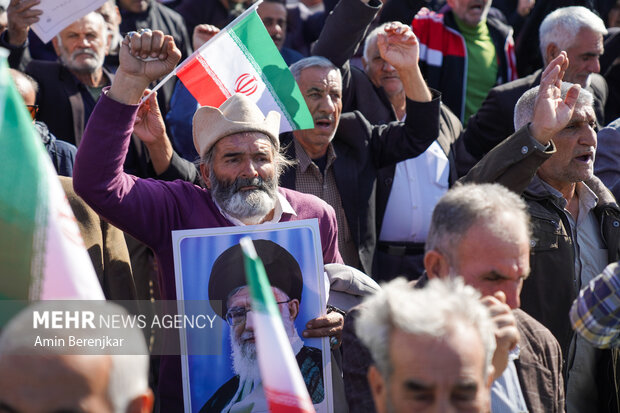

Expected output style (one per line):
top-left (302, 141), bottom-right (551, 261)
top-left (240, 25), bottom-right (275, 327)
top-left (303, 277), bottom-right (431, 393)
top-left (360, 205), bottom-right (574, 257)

top-left (58, 48), bottom-right (103, 74)
top-left (230, 329), bottom-right (262, 383)
top-left (210, 173), bottom-right (278, 225)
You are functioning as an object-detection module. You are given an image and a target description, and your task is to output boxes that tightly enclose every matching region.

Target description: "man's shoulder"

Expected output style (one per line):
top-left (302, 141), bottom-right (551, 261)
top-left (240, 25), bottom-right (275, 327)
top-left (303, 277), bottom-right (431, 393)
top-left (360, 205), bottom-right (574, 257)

top-left (485, 12), bottom-right (514, 37)
top-left (514, 309), bottom-right (561, 352)
top-left (25, 59), bottom-right (62, 78)
top-left (490, 70), bottom-right (541, 97)
top-left (588, 73), bottom-right (608, 101)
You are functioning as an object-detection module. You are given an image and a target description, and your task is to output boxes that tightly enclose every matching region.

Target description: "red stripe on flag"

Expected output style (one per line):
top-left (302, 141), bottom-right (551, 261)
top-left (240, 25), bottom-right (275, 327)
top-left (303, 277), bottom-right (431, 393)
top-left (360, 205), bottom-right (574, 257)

top-left (176, 55), bottom-right (229, 107)
top-left (265, 387), bottom-right (315, 413)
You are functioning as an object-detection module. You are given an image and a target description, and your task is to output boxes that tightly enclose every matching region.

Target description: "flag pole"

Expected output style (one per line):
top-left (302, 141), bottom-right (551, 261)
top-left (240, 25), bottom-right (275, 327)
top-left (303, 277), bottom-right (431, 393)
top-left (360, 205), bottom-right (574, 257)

top-left (141, 0), bottom-right (264, 104)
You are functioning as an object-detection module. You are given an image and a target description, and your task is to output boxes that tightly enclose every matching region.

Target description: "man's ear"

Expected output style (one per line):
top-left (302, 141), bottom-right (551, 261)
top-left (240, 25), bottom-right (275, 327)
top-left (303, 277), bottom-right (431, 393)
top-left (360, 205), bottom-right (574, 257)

top-left (368, 365), bottom-right (387, 413)
top-left (423, 250), bottom-right (450, 279)
top-left (545, 43), bottom-right (560, 65)
top-left (200, 164), bottom-right (210, 189)
top-left (288, 299), bottom-right (300, 321)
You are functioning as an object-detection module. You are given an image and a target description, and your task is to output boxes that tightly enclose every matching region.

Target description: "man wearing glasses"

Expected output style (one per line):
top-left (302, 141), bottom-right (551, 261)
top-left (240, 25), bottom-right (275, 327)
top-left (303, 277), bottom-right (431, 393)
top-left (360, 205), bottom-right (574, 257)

top-left (202, 240), bottom-right (324, 413)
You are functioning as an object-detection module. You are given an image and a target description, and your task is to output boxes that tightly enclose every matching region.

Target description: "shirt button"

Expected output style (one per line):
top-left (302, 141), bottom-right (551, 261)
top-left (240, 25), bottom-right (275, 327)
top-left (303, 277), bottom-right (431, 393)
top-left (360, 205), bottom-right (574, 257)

top-left (521, 146), bottom-right (529, 154)
top-left (613, 221), bottom-right (620, 228)
top-left (530, 240), bottom-right (536, 247)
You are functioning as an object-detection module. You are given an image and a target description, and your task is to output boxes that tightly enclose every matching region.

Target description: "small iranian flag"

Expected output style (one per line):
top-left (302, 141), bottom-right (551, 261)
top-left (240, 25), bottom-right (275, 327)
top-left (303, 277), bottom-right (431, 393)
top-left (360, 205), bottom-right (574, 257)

top-left (174, 2), bottom-right (313, 133)
top-left (0, 52), bottom-right (104, 300)
top-left (240, 237), bottom-right (316, 413)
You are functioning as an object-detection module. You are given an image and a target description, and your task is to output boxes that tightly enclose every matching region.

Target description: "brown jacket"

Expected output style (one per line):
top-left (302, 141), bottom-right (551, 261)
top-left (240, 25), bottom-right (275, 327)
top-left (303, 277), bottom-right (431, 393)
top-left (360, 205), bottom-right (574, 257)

top-left (462, 126), bottom-right (620, 412)
top-left (60, 177), bottom-right (136, 300)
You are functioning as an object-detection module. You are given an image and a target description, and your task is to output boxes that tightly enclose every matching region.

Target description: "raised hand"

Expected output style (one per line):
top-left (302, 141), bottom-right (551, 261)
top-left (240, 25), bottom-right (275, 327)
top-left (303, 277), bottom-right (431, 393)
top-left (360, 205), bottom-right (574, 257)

top-left (481, 291), bottom-right (520, 381)
top-left (7, 0), bottom-right (42, 46)
top-left (119, 29), bottom-right (181, 83)
top-left (192, 24), bottom-right (219, 51)
top-left (376, 22), bottom-right (420, 71)
top-left (134, 91), bottom-right (174, 175)
top-left (134, 90), bottom-right (167, 146)
top-left (109, 29), bottom-right (182, 104)
top-left (530, 51), bottom-right (582, 144)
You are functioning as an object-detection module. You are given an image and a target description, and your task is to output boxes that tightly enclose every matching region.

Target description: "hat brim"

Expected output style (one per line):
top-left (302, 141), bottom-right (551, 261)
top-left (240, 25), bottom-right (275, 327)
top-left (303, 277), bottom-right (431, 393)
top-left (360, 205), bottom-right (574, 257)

top-left (193, 105), bottom-right (281, 158)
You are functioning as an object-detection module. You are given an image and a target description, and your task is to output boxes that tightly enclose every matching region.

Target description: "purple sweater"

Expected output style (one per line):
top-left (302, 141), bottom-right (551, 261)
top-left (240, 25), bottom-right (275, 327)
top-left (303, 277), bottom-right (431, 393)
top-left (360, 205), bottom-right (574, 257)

top-left (73, 91), bottom-right (343, 301)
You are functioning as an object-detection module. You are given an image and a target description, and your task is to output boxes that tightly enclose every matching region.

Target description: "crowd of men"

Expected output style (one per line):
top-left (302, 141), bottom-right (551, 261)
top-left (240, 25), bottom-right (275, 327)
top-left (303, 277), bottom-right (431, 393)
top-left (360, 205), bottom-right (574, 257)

top-left (1, 0), bottom-right (620, 412)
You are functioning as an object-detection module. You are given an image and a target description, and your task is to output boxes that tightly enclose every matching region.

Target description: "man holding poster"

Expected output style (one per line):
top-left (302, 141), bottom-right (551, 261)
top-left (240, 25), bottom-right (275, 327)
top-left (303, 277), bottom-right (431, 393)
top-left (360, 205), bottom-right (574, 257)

top-left (73, 27), bottom-right (341, 411)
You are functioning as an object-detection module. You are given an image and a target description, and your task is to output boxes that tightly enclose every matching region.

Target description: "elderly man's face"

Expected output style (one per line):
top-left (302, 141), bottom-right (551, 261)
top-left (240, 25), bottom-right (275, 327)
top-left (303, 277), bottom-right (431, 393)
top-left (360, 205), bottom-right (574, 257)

top-left (52, 13), bottom-right (109, 74)
top-left (0, 354), bottom-right (114, 412)
top-left (258, 2), bottom-right (287, 51)
top-left (453, 219), bottom-right (530, 309)
top-left (563, 28), bottom-right (604, 88)
top-left (227, 286), bottom-right (299, 377)
top-left (203, 132), bottom-right (279, 223)
top-left (537, 105), bottom-right (597, 193)
top-left (370, 327), bottom-right (491, 413)
top-left (426, 213), bottom-right (530, 309)
top-left (294, 67), bottom-right (342, 156)
top-left (446, 0), bottom-right (492, 27)
top-left (363, 39), bottom-right (403, 99)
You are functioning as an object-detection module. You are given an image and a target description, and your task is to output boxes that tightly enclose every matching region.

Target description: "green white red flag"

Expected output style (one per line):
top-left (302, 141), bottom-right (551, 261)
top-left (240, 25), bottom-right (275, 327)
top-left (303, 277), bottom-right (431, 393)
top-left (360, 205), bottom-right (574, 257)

top-left (240, 236), bottom-right (316, 413)
top-left (174, 3), bottom-right (314, 133)
top-left (0, 51), bottom-right (104, 300)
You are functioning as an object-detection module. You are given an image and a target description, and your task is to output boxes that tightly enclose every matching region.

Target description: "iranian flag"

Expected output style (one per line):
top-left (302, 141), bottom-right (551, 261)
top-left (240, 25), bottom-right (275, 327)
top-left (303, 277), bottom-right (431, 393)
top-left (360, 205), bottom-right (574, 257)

top-left (0, 52), bottom-right (104, 300)
top-left (240, 237), bottom-right (316, 413)
top-left (174, 2), bottom-right (313, 133)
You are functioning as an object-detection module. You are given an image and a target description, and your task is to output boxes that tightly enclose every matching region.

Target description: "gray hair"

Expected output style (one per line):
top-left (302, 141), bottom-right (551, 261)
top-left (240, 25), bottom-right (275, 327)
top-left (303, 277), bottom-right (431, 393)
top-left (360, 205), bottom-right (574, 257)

top-left (514, 82), bottom-right (594, 130)
top-left (0, 301), bottom-right (150, 413)
top-left (289, 56), bottom-right (340, 81)
top-left (356, 277), bottom-right (496, 379)
top-left (539, 6), bottom-right (607, 63)
top-left (363, 23), bottom-right (392, 62)
top-left (425, 183), bottom-right (531, 266)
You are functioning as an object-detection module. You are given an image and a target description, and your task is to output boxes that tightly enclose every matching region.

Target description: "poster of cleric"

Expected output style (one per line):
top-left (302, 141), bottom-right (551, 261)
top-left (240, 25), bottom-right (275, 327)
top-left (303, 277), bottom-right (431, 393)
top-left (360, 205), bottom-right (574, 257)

top-left (172, 219), bottom-right (333, 412)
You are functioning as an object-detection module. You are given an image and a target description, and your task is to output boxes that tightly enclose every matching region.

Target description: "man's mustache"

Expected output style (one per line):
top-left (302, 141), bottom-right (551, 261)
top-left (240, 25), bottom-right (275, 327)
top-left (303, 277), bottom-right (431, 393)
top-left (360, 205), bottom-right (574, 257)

top-left (230, 177), bottom-right (271, 193)
top-left (70, 48), bottom-right (98, 59)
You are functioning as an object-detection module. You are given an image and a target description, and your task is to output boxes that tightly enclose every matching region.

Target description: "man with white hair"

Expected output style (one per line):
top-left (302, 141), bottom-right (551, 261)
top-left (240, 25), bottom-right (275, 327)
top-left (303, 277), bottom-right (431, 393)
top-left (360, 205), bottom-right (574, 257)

top-left (464, 52), bottom-right (620, 412)
top-left (0, 301), bottom-right (154, 413)
top-left (73, 29), bottom-right (344, 412)
top-left (312, 0), bottom-right (468, 280)
top-left (463, 5), bottom-right (608, 161)
top-left (0, 10), bottom-right (114, 145)
top-left (357, 277), bottom-right (497, 413)
top-left (343, 182), bottom-right (565, 413)
top-left (279, 22), bottom-right (445, 276)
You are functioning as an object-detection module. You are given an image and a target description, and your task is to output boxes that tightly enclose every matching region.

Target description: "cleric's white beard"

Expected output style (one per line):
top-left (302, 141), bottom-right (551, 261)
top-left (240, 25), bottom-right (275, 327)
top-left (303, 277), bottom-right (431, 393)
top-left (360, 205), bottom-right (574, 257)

top-left (229, 316), bottom-right (298, 382)
top-left (230, 329), bottom-right (261, 383)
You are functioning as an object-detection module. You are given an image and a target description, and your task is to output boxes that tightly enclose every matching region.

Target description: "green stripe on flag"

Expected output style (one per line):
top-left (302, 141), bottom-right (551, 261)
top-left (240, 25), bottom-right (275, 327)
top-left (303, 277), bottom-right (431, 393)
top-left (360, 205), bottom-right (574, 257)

top-left (0, 57), bottom-right (48, 299)
top-left (241, 237), bottom-right (281, 318)
top-left (231, 11), bottom-right (314, 130)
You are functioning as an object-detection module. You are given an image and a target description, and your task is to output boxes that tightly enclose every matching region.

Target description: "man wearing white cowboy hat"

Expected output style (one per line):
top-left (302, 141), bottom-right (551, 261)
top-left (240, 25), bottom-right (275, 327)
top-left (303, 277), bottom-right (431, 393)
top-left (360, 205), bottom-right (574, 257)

top-left (73, 30), bottom-right (342, 412)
